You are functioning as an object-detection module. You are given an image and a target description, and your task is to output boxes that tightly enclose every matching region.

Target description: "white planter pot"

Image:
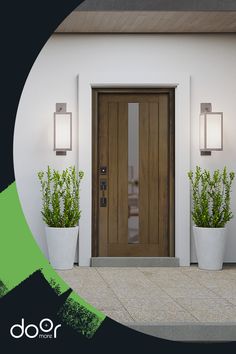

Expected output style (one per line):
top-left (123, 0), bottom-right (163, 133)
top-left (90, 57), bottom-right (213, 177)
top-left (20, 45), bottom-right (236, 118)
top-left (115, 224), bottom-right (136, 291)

top-left (45, 226), bottom-right (78, 270)
top-left (193, 226), bottom-right (227, 271)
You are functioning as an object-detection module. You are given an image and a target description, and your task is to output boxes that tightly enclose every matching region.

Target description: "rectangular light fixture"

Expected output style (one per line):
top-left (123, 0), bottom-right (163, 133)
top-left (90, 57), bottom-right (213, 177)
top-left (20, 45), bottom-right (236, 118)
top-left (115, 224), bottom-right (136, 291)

top-left (199, 103), bottom-right (223, 156)
top-left (54, 103), bottom-right (72, 156)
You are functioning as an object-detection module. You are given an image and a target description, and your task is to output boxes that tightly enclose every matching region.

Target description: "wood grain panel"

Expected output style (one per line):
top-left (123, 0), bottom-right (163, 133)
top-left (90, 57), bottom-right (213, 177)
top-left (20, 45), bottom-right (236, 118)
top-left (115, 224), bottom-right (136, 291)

top-left (108, 244), bottom-right (165, 257)
top-left (108, 102), bottom-right (118, 244)
top-left (139, 102), bottom-right (149, 244)
top-left (158, 94), bottom-right (169, 256)
top-left (169, 90), bottom-right (175, 256)
top-left (56, 11), bottom-right (236, 33)
top-left (99, 97), bottom-right (108, 137)
top-left (117, 102), bottom-right (128, 244)
top-left (149, 101), bottom-right (159, 244)
top-left (93, 89), bottom-right (175, 258)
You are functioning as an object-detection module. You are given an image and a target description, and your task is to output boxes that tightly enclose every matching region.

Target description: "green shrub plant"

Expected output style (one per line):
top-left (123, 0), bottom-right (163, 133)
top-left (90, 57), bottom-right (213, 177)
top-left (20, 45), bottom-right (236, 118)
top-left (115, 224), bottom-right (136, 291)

top-left (38, 166), bottom-right (84, 228)
top-left (188, 166), bottom-right (235, 228)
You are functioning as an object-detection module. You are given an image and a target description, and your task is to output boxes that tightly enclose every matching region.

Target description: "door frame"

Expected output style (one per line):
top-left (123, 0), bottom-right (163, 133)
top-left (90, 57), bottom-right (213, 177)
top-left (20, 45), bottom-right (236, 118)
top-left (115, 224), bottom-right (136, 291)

top-left (92, 87), bottom-right (175, 257)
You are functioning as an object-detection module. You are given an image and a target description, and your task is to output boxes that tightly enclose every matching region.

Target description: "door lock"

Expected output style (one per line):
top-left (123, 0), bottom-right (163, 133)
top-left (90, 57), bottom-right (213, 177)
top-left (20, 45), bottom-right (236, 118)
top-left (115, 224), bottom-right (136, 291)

top-left (100, 197), bottom-right (107, 207)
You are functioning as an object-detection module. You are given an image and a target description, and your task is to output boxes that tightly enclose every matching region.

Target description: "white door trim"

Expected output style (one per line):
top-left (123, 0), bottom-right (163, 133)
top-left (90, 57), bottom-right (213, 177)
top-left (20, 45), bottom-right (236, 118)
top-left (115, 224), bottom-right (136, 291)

top-left (77, 72), bottom-right (191, 266)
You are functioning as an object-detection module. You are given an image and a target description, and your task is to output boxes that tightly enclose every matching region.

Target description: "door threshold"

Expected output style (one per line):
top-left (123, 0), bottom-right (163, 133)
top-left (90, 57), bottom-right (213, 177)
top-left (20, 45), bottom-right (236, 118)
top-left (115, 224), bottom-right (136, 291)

top-left (91, 257), bottom-right (179, 267)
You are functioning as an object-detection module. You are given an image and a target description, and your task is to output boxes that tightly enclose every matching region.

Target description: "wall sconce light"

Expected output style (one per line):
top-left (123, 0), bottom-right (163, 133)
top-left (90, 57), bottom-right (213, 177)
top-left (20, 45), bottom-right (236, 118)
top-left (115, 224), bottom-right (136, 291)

top-left (54, 103), bottom-right (72, 156)
top-left (199, 103), bottom-right (223, 156)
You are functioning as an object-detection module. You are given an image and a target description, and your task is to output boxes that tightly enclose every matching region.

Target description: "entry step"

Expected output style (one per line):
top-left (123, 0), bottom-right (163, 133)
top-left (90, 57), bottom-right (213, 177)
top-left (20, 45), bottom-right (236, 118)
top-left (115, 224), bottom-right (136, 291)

top-left (91, 257), bottom-right (179, 267)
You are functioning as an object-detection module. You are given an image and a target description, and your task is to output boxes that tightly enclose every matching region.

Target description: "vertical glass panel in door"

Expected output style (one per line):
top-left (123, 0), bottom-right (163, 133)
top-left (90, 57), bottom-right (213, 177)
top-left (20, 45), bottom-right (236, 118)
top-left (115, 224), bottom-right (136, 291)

top-left (128, 103), bottom-right (139, 244)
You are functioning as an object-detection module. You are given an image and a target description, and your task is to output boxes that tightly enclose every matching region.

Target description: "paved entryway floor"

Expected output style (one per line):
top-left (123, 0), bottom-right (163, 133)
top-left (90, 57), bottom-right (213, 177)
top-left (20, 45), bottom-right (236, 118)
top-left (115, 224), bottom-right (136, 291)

top-left (58, 265), bottom-right (236, 324)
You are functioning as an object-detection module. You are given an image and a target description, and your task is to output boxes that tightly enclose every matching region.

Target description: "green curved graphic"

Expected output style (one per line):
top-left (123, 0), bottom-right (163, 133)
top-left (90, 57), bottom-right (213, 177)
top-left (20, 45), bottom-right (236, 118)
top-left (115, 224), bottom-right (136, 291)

top-left (0, 183), bottom-right (105, 336)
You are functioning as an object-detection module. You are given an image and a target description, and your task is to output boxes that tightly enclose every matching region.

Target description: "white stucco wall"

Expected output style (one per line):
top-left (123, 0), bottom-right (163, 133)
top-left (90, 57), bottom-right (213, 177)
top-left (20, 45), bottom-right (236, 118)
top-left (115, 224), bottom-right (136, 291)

top-left (13, 34), bottom-right (236, 265)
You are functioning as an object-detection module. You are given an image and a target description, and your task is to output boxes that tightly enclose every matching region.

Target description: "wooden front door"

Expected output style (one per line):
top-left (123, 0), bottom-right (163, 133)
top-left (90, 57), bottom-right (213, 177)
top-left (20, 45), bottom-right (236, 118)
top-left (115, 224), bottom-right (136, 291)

top-left (92, 89), bottom-right (175, 257)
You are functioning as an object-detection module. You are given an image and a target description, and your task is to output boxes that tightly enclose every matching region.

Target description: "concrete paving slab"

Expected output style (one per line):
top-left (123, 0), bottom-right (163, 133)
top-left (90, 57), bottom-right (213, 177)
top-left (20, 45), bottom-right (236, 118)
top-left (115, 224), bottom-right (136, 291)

top-left (58, 265), bottom-right (236, 341)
